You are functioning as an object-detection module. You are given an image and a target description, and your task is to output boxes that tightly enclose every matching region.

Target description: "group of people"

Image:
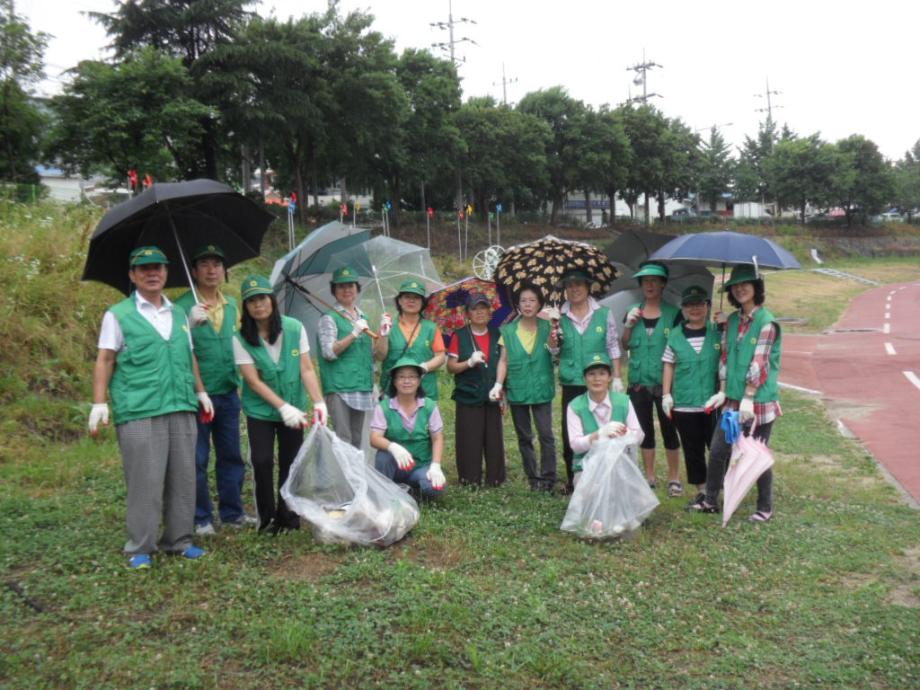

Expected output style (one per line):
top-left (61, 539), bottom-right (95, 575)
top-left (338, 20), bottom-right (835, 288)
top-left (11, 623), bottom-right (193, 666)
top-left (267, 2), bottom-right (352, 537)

top-left (89, 244), bottom-right (781, 569)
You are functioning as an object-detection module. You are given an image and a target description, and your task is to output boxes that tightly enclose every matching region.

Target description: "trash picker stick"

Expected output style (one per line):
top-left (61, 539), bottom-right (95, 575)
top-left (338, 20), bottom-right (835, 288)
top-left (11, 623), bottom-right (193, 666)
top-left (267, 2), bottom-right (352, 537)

top-left (285, 278), bottom-right (379, 339)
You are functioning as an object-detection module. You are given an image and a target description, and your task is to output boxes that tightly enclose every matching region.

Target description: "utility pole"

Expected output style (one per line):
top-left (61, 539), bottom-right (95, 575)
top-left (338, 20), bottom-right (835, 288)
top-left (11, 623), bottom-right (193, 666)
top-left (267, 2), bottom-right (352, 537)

top-left (754, 77), bottom-right (783, 121)
top-left (493, 63), bottom-right (518, 105)
top-left (625, 50), bottom-right (663, 104)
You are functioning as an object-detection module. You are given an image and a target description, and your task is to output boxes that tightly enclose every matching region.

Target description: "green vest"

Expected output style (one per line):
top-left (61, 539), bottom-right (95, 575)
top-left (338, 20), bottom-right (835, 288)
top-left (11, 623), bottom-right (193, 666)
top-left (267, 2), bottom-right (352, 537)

top-left (627, 302), bottom-right (680, 387)
top-left (725, 307), bottom-right (782, 403)
top-left (174, 290), bottom-right (241, 395)
top-left (451, 327), bottom-right (500, 407)
top-left (500, 319), bottom-right (555, 405)
top-left (667, 322), bottom-right (721, 408)
top-left (559, 306), bottom-right (609, 386)
top-left (109, 296), bottom-right (197, 425)
top-left (381, 397), bottom-right (436, 466)
top-left (317, 309), bottom-right (373, 395)
top-left (569, 391), bottom-right (629, 471)
top-left (380, 318), bottom-right (439, 400)
top-left (238, 316), bottom-right (308, 422)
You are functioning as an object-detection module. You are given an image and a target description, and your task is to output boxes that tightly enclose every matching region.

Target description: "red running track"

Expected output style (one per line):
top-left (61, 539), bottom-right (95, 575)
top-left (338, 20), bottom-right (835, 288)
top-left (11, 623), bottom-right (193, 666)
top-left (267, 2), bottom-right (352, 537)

top-left (781, 281), bottom-right (920, 503)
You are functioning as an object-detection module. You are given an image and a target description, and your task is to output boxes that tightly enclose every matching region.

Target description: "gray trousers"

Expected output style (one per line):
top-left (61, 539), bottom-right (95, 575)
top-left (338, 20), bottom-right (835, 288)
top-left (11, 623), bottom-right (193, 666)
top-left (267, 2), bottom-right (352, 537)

top-left (705, 420), bottom-right (774, 513)
top-left (116, 412), bottom-right (197, 555)
top-left (324, 394), bottom-right (366, 449)
top-left (510, 403), bottom-right (557, 489)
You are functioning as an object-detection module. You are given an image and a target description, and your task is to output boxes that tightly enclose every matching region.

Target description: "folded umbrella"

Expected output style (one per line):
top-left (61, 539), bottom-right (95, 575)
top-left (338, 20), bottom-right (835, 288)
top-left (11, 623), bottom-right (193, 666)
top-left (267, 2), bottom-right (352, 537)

top-left (722, 418), bottom-right (774, 527)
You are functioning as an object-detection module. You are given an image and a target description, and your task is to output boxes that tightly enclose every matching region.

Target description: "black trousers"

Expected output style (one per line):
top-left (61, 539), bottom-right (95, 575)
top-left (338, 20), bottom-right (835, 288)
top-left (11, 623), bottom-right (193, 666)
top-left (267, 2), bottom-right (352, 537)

top-left (246, 417), bottom-right (303, 530)
top-left (629, 385), bottom-right (680, 451)
top-left (455, 403), bottom-right (505, 486)
top-left (672, 410), bottom-right (716, 485)
top-left (560, 384), bottom-right (587, 488)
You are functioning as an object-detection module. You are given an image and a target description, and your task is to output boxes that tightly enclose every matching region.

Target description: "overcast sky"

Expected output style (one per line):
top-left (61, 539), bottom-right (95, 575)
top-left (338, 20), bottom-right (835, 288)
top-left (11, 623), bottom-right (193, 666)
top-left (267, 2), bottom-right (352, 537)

top-left (23, 0), bottom-right (920, 161)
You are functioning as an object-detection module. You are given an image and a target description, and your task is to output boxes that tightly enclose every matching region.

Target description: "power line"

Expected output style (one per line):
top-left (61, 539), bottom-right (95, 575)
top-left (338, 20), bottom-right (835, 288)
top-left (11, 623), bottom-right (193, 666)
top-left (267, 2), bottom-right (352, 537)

top-left (625, 49), bottom-right (662, 104)
top-left (754, 77), bottom-right (783, 120)
top-left (492, 62), bottom-right (518, 105)
top-left (430, 0), bottom-right (478, 68)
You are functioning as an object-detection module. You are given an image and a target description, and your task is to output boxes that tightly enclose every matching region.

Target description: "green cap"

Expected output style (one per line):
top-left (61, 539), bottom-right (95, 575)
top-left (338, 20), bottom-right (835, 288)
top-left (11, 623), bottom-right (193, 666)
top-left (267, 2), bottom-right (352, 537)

top-left (633, 261), bottom-right (668, 282)
top-left (397, 279), bottom-right (426, 298)
top-left (129, 246), bottom-right (169, 267)
top-left (389, 356), bottom-right (425, 377)
top-left (192, 244), bottom-right (225, 261)
top-left (680, 285), bottom-right (710, 305)
top-left (722, 264), bottom-right (761, 290)
top-left (582, 352), bottom-right (613, 375)
top-left (562, 269), bottom-right (591, 284)
top-left (331, 266), bottom-right (360, 285)
top-left (240, 274), bottom-right (273, 300)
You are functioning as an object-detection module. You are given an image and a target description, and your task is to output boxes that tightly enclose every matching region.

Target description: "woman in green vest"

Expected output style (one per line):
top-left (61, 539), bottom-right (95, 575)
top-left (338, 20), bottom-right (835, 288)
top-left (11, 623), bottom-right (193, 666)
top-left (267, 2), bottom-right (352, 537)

top-left (317, 266), bottom-right (376, 448)
top-left (661, 286), bottom-right (724, 501)
top-left (492, 283), bottom-right (557, 492)
top-left (376, 279), bottom-right (446, 400)
top-left (565, 354), bottom-right (643, 487)
top-left (688, 265), bottom-right (782, 522)
top-left (370, 357), bottom-right (446, 498)
top-left (446, 292), bottom-right (505, 486)
top-left (621, 261), bottom-right (682, 494)
top-left (233, 275), bottom-right (326, 534)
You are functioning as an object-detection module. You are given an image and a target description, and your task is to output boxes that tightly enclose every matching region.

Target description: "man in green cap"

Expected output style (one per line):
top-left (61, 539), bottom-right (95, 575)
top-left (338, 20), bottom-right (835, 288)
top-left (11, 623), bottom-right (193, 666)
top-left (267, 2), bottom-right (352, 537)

top-left (174, 244), bottom-right (254, 535)
top-left (317, 266), bottom-right (377, 448)
top-left (547, 268), bottom-right (624, 494)
top-left (89, 245), bottom-right (211, 569)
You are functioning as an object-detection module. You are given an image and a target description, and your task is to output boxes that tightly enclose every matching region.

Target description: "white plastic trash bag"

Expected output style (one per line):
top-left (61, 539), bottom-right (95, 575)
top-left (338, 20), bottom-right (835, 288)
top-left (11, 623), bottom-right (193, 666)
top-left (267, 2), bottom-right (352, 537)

top-left (561, 433), bottom-right (659, 539)
top-left (281, 425), bottom-right (420, 547)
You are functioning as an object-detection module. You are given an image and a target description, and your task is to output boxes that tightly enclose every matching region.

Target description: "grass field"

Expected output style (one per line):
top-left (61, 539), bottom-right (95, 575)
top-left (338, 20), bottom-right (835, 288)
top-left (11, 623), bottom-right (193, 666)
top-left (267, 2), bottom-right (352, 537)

top-left (1, 203), bottom-right (918, 688)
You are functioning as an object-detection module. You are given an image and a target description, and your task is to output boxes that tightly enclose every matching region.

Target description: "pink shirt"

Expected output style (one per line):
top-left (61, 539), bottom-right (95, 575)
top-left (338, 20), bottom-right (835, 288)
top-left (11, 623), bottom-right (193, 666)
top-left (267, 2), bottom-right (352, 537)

top-left (566, 394), bottom-right (644, 454)
top-left (370, 396), bottom-right (444, 435)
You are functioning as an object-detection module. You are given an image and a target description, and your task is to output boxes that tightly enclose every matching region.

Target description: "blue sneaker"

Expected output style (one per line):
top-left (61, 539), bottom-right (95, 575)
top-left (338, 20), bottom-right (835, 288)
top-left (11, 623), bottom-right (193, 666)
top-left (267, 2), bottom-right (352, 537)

top-left (128, 553), bottom-right (152, 569)
top-left (181, 545), bottom-right (206, 560)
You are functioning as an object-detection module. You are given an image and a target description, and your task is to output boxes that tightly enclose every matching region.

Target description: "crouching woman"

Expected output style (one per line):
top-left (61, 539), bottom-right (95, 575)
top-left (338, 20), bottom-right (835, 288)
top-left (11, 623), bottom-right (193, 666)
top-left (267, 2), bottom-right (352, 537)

top-left (370, 357), bottom-right (446, 499)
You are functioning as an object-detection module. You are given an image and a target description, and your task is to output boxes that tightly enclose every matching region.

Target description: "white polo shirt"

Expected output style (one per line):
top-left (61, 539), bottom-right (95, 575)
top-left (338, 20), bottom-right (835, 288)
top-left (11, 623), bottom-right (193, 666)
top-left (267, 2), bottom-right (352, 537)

top-left (97, 292), bottom-right (192, 352)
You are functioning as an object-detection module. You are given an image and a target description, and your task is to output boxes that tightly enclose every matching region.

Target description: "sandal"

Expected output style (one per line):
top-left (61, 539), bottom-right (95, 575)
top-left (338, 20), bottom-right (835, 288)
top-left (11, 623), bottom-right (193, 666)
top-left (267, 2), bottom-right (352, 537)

top-left (667, 480), bottom-right (684, 498)
top-left (748, 510), bottom-right (773, 523)
top-left (647, 479), bottom-right (658, 490)
top-left (687, 496), bottom-right (720, 513)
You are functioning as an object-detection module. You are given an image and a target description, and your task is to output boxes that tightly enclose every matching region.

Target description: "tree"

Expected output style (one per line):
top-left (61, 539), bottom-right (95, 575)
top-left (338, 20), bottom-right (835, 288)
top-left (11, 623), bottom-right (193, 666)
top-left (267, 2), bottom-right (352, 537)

top-left (765, 134), bottom-right (837, 223)
top-left (735, 118), bottom-right (777, 204)
top-left (893, 140), bottom-right (920, 220)
top-left (594, 106), bottom-right (632, 221)
top-left (697, 126), bottom-right (734, 212)
top-left (831, 134), bottom-right (894, 226)
top-left (0, 0), bottom-right (48, 184)
top-left (47, 49), bottom-right (209, 185)
top-left (620, 104), bottom-right (669, 222)
top-left (657, 117), bottom-right (699, 221)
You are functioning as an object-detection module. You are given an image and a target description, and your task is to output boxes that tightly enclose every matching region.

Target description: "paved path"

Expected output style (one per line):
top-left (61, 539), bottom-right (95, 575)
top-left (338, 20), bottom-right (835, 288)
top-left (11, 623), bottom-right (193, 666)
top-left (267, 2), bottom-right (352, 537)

top-left (781, 281), bottom-right (920, 504)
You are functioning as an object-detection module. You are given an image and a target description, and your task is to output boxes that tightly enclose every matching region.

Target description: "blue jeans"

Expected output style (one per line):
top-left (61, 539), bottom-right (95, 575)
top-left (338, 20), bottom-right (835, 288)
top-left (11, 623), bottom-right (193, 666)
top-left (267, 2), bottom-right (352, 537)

top-left (195, 391), bottom-right (245, 525)
top-left (374, 450), bottom-right (443, 498)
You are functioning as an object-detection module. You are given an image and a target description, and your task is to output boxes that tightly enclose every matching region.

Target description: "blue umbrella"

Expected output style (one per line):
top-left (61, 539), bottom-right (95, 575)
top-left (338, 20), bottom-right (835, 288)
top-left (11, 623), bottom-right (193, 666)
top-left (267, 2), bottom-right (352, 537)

top-left (649, 231), bottom-right (800, 270)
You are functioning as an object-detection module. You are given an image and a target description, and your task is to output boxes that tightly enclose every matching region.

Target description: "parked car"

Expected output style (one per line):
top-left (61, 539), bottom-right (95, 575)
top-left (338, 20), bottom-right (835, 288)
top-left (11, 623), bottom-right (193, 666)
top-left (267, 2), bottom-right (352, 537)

top-left (670, 208), bottom-right (697, 219)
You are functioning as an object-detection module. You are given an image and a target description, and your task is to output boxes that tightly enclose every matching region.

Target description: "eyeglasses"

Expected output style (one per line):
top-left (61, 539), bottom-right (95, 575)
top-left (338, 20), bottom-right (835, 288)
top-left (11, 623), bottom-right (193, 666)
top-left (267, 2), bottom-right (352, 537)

top-left (395, 375), bottom-right (420, 382)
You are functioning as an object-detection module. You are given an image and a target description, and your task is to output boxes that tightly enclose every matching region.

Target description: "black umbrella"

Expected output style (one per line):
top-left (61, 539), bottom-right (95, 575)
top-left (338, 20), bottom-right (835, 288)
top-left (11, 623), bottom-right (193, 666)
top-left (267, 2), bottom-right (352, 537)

top-left (82, 179), bottom-right (275, 296)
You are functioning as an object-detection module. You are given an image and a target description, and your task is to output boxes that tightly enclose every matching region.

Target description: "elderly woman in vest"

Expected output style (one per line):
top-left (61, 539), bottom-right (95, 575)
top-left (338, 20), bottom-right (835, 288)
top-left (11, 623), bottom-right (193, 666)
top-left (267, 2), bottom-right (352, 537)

top-left (548, 269), bottom-right (624, 494)
top-left (491, 283), bottom-right (557, 492)
top-left (233, 275), bottom-right (326, 534)
top-left (661, 286), bottom-right (723, 502)
top-left (376, 279), bottom-right (446, 400)
top-left (370, 357), bottom-right (446, 498)
top-left (317, 266), bottom-right (376, 448)
top-left (446, 292), bottom-right (504, 486)
top-left (566, 354), bottom-right (643, 487)
top-left (621, 261), bottom-right (683, 495)
top-left (688, 265), bottom-right (782, 523)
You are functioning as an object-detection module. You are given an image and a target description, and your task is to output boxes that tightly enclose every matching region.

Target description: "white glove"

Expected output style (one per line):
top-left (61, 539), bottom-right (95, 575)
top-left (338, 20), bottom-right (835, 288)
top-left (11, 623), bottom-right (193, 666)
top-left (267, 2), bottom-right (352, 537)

top-left (278, 403), bottom-right (308, 429)
top-left (189, 304), bottom-right (210, 326)
top-left (388, 442), bottom-right (415, 470)
top-left (611, 377), bottom-right (625, 393)
top-left (714, 310), bottom-right (728, 326)
top-left (88, 403), bottom-right (109, 435)
top-left (418, 361), bottom-right (429, 373)
top-left (599, 421), bottom-right (627, 438)
top-left (625, 307), bottom-right (642, 328)
top-left (197, 392), bottom-right (214, 422)
top-left (488, 382), bottom-right (503, 401)
top-left (427, 462), bottom-right (446, 490)
top-left (467, 350), bottom-right (486, 368)
top-left (351, 318), bottom-right (369, 338)
top-left (544, 306), bottom-right (561, 322)
top-left (379, 313), bottom-right (392, 336)
top-left (739, 396), bottom-right (755, 423)
top-left (311, 401), bottom-right (328, 427)
top-left (704, 391), bottom-right (726, 413)
top-left (662, 393), bottom-right (674, 418)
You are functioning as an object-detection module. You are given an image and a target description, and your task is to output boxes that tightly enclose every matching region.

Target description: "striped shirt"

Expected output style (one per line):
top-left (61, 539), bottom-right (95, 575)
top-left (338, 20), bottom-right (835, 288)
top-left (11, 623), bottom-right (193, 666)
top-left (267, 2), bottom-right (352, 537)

top-left (662, 324), bottom-right (709, 413)
top-left (318, 303), bottom-right (375, 412)
top-left (719, 307), bottom-right (782, 425)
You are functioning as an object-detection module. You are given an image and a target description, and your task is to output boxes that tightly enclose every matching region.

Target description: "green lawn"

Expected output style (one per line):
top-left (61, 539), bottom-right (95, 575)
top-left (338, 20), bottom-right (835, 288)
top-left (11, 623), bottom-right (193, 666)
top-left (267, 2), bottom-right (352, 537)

top-left (2, 388), bottom-right (918, 689)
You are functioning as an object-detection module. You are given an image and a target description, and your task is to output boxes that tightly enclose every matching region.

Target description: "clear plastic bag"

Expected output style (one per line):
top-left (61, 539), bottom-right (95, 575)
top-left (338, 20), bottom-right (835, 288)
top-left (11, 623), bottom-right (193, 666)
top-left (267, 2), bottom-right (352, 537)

top-left (561, 432), bottom-right (660, 539)
top-left (281, 425), bottom-right (420, 547)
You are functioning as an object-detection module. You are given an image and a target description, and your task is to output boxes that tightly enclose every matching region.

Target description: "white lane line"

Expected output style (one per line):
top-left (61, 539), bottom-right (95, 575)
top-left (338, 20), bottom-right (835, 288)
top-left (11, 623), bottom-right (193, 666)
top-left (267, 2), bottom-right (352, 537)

top-left (904, 371), bottom-right (920, 392)
top-left (779, 381), bottom-right (822, 395)
top-left (885, 342), bottom-right (897, 355)
top-left (883, 323), bottom-right (891, 334)
top-left (888, 291), bottom-right (896, 297)
top-left (885, 311), bottom-right (891, 319)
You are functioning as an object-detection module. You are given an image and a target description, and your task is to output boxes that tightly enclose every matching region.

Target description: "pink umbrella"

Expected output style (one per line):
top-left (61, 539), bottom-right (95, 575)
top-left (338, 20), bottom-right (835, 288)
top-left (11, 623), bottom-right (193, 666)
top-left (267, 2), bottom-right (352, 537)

top-left (722, 431), bottom-right (775, 527)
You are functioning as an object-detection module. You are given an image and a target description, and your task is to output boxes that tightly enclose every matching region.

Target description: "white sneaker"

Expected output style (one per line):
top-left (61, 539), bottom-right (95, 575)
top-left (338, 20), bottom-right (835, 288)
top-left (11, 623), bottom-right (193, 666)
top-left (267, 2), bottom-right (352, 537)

top-left (224, 515), bottom-right (258, 528)
top-left (194, 522), bottom-right (217, 536)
